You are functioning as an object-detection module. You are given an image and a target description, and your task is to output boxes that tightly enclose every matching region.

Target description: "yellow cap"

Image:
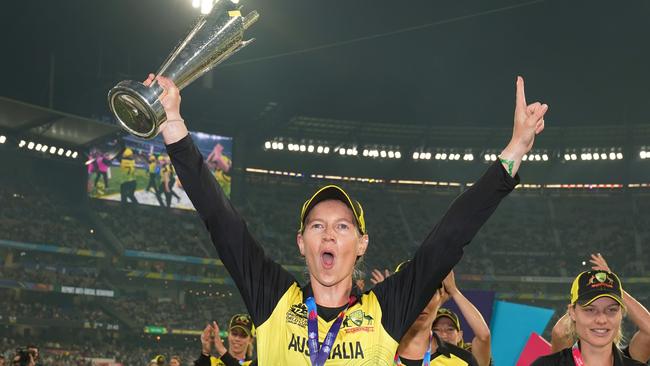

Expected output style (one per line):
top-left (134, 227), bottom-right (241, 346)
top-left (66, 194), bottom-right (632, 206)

top-left (298, 185), bottom-right (366, 235)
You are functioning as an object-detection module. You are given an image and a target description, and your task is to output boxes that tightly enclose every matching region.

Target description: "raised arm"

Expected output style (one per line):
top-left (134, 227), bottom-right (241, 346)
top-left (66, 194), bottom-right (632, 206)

top-left (550, 313), bottom-right (572, 352)
top-left (151, 75), bottom-right (296, 325)
top-left (373, 76), bottom-right (548, 341)
top-left (443, 271), bottom-right (491, 366)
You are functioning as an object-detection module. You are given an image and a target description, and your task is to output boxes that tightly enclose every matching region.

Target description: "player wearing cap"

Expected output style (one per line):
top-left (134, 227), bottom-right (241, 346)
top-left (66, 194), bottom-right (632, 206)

top-left (550, 254), bottom-right (650, 365)
top-left (196, 314), bottom-right (256, 366)
top-left (531, 269), bottom-right (646, 366)
top-left (432, 270), bottom-right (492, 366)
top-left (374, 261), bottom-right (479, 366)
top-left (151, 73), bottom-right (547, 365)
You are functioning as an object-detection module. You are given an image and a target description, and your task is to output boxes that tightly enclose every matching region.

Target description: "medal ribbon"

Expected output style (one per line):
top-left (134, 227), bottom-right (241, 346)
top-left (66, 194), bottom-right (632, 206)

top-left (305, 296), bottom-right (356, 366)
top-left (572, 342), bottom-right (585, 366)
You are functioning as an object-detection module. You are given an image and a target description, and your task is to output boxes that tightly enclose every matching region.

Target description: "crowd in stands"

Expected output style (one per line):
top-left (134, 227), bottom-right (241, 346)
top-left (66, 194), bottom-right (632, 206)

top-left (105, 293), bottom-right (242, 331)
top-left (2, 171), bottom-right (650, 363)
top-left (0, 335), bottom-right (198, 366)
top-left (0, 186), bottom-right (102, 251)
top-left (93, 200), bottom-right (215, 257)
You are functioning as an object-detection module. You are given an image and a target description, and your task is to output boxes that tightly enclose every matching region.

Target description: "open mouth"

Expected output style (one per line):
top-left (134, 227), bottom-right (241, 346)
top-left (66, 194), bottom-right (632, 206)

top-left (321, 251), bottom-right (335, 269)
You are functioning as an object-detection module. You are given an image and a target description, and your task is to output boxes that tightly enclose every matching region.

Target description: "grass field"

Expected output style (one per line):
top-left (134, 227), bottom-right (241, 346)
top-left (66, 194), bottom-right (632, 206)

top-left (88, 167), bottom-right (152, 198)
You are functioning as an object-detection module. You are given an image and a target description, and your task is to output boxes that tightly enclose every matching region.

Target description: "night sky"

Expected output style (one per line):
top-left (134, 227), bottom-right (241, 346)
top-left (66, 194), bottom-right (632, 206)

top-left (2, 0), bottom-right (649, 135)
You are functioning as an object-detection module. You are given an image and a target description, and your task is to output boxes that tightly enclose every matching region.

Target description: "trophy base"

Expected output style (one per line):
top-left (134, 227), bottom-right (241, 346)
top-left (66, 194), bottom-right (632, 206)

top-left (108, 80), bottom-right (165, 139)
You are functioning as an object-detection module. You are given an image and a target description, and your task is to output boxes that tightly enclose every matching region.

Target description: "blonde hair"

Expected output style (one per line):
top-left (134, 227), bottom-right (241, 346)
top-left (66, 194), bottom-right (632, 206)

top-left (565, 306), bottom-right (626, 347)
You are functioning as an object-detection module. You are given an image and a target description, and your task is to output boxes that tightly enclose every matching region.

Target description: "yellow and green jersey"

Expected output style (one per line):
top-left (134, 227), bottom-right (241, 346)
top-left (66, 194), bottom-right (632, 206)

top-left (120, 157), bottom-right (136, 181)
top-left (168, 135), bottom-right (518, 365)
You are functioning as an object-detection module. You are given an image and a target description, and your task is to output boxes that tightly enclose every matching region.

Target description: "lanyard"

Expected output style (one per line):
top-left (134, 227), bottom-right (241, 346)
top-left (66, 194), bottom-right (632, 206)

top-left (393, 333), bottom-right (433, 366)
top-left (572, 342), bottom-right (585, 366)
top-left (305, 296), bottom-right (356, 366)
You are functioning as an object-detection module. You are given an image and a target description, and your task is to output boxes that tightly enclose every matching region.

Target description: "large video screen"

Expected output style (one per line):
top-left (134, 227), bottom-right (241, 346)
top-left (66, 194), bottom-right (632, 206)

top-left (87, 131), bottom-right (233, 210)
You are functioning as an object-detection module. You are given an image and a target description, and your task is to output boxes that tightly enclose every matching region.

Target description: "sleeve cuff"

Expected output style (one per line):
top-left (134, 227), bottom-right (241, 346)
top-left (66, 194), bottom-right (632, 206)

top-left (493, 160), bottom-right (520, 189)
top-left (165, 133), bottom-right (192, 154)
top-left (194, 353), bottom-right (211, 366)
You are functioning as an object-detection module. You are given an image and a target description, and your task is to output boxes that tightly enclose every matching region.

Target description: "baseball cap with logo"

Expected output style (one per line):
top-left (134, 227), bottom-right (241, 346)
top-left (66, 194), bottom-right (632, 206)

top-left (229, 313), bottom-right (255, 337)
top-left (434, 308), bottom-right (462, 331)
top-left (570, 270), bottom-right (624, 307)
top-left (299, 185), bottom-right (366, 235)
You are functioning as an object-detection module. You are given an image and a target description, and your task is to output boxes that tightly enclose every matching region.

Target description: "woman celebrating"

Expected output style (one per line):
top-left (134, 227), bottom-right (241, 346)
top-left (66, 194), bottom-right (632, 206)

top-left (550, 253), bottom-right (650, 365)
top-left (532, 269), bottom-right (646, 366)
top-left (151, 73), bottom-right (547, 365)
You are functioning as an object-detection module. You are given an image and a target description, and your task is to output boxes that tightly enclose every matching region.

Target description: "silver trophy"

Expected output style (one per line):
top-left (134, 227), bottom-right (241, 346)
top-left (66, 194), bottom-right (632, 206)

top-left (108, 1), bottom-right (259, 139)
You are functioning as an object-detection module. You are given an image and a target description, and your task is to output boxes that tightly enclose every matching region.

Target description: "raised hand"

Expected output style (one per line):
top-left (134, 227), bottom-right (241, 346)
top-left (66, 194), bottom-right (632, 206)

top-left (370, 269), bottom-right (391, 285)
top-left (442, 270), bottom-right (459, 297)
top-left (499, 76), bottom-right (549, 176)
top-left (589, 253), bottom-right (611, 272)
top-left (212, 321), bottom-right (228, 356)
top-left (200, 323), bottom-right (212, 356)
top-left (512, 76), bottom-right (548, 155)
top-left (142, 73), bottom-right (188, 144)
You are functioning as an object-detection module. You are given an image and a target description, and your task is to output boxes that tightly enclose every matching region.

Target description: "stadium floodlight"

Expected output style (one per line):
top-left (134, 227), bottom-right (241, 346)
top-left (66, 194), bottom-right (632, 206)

top-left (593, 153), bottom-right (600, 160)
top-left (395, 151), bottom-right (401, 159)
top-left (307, 145), bottom-right (314, 153)
top-left (440, 153), bottom-right (447, 160)
top-left (600, 153), bottom-right (607, 160)
top-left (57, 148), bottom-right (64, 156)
top-left (522, 154), bottom-right (528, 161)
top-left (49, 146), bottom-right (57, 154)
top-left (425, 152), bottom-right (432, 160)
top-left (388, 151), bottom-right (394, 158)
top-left (35, 143), bottom-right (43, 151)
top-left (534, 154), bottom-right (541, 161)
top-left (380, 150), bottom-right (387, 158)
top-left (19, 140), bottom-right (26, 148)
top-left (27, 142), bottom-right (35, 150)
top-left (564, 154), bottom-right (571, 161)
top-left (609, 152), bottom-right (616, 160)
top-left (271, 142), bottom-right (278, 150)
top-left (65, 150), bottom-right (72, 157)
top-left (339, 148), bottom-right (346, 156)
top-left (323, 147), bottom-right (330, 154)
top-left (71, 151), bottom-right (78, 159)
top-left (490, 154), bottom-right (497, 161)
top-left (413, 152), bottom-right (420, 160)
top-left (41, 145), bottom-right (48, 152)
top-left (616, 152), bottom-right (623, 160)
top-left (317, 146), bottom-right (324, 154)
top-left (200, 0), bottom-right (213, 15)
top-left (542, 154), bottom-right (549, 161)
top-left (264, 141), bottom-right (271, 149)
top-left (484, 154), bottom-right (490, 161)
top-left (299, 145), bottom-right (306, 152)
top-left (570, 153), bottom-right (577, 160)
top-left (277, 142), bottom-right (284, 150)
top-left (0, 135), bottom-right (5, 144)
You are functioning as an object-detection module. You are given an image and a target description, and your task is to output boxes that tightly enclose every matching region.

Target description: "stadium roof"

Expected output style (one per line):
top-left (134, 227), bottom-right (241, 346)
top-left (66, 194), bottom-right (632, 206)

top-left (0, 97), bottom-right (121, 147)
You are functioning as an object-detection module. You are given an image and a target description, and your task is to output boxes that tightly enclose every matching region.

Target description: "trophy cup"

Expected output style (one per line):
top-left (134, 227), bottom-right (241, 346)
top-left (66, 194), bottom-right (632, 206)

top-left (108, 1), bottom-right (259, 139)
